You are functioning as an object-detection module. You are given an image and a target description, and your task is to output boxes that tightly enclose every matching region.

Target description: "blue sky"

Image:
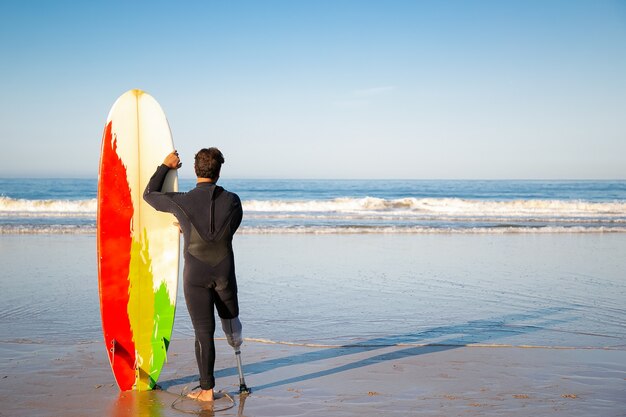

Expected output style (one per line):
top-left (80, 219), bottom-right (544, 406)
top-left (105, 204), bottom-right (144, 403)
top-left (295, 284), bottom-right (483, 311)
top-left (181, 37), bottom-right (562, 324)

top-left (1, 0), bottom-right (625, 179)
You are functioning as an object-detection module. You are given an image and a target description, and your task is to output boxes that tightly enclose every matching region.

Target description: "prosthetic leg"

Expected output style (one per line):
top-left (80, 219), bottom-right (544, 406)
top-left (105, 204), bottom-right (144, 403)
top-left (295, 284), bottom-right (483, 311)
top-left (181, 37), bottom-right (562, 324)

top-left (221, 318), bottom-right (251, 394)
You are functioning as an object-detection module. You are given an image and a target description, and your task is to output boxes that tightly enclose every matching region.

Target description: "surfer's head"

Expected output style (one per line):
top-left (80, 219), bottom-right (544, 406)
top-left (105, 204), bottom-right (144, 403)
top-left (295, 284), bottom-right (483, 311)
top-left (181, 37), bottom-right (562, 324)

top-left (195, 147), bottom-right (224, 180)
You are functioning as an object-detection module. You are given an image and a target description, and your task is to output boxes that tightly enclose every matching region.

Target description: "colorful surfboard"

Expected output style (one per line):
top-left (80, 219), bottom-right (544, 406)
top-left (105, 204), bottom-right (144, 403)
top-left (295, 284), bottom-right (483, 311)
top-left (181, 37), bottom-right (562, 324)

top-left (97, 89), bottom-right (180, 391)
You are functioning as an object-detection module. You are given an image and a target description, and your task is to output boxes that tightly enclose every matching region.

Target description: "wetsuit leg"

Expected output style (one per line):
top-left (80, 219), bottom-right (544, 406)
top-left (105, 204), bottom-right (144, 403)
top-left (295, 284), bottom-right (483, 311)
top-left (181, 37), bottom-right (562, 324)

top-left (183, 279), bottom-right (216, 390)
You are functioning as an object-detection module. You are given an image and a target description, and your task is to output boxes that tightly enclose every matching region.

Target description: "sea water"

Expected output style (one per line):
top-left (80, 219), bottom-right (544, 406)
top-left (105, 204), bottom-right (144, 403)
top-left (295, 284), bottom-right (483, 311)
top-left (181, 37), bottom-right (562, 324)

top-left (1, 179), bottom-right (625, 233)
top-left (0, 179), bottom-right (625, 351)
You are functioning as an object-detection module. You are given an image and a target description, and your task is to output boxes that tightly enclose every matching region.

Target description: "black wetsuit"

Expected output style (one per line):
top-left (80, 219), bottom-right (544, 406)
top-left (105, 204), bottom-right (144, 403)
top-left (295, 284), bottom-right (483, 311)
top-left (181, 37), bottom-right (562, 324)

top-left (144, 164), bottom-right (243, 390)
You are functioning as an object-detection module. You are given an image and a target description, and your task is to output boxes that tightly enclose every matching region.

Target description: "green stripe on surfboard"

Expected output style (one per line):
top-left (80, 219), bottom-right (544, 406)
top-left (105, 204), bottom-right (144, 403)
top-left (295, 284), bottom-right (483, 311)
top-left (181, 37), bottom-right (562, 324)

top-left (128, 229), bottom-right (176, 390)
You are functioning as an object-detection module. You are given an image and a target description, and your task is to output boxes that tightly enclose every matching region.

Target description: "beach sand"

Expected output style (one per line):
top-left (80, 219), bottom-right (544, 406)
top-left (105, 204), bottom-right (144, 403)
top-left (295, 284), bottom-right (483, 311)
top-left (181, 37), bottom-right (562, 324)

top-left (2, 338), bottom-right (625, 416)
top-left (1, 233), bottom-right (625, 416)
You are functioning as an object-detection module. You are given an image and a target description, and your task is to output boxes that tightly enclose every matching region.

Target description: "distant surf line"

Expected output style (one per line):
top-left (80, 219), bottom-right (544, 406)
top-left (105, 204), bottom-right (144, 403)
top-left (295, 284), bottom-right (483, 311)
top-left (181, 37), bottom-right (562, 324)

top-left (3, 225), bottom-right (626, 234)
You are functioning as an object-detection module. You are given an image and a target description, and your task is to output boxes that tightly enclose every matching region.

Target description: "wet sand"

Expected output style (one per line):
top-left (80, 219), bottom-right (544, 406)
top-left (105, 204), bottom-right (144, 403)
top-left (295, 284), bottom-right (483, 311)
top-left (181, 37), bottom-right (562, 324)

top-left (1, 233), bottom-right (626, 416)
top-left (2, 338), bottom-right (625, 416)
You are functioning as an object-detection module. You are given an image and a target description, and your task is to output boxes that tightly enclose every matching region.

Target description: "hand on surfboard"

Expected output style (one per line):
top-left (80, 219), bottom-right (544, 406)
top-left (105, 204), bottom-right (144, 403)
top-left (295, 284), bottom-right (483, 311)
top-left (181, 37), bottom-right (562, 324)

top-left (164, 151), bottom-right (182, 169)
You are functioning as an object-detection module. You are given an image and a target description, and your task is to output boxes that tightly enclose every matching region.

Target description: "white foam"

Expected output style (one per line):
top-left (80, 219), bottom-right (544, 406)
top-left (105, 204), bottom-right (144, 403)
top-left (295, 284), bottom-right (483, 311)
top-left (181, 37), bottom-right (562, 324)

top-left (2, 195), bottom-right (625, 234)
top-left (2, 196), bottom-right (623, 218)
top-left (2, 223), bottom-right (625, 235)
top-left (237, 225), bottom-right (626, 235)
top-left (243, 197), bottom-right (626, 218)
top-left (0, 197), bottom-right (96, 217)
top-left (0, 224), bottom-right (96, 234)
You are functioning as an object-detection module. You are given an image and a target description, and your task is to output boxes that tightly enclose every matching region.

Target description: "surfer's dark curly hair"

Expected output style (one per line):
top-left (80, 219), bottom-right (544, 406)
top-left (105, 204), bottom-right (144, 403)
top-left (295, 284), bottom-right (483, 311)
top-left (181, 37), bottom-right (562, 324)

top-left (194, 147), bottom-right (224, 179)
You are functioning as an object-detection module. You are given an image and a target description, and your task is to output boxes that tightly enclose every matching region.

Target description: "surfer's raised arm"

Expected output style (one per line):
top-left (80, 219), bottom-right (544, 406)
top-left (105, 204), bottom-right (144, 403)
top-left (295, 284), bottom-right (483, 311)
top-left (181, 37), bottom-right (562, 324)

top-left (143, 153), bottom-right (183, 215)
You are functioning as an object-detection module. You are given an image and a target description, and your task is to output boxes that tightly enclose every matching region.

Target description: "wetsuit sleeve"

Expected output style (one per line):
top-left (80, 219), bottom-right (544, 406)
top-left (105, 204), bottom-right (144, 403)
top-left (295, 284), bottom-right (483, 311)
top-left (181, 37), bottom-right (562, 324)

top-left (231, 194), bottom-right (243, 234)
top-left (143, 164), bottom-right (183, 215)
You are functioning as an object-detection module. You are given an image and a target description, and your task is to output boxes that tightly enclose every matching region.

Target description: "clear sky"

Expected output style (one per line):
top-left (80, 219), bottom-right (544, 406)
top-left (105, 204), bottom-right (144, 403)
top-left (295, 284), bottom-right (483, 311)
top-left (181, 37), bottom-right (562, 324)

top-left (1, 0), bottom-right (625, 179)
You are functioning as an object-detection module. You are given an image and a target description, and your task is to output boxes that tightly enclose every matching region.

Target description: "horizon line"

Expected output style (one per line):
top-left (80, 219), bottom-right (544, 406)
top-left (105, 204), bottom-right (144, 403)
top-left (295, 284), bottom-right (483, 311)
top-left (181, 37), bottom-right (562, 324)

top-left (1, 176), bottom-right (625, 182)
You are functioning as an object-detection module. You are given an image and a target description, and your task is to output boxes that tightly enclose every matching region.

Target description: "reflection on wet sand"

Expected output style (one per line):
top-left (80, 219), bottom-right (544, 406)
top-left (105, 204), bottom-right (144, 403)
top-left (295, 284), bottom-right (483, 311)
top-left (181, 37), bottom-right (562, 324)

top-left (109, 389), bottom-right (247, 417)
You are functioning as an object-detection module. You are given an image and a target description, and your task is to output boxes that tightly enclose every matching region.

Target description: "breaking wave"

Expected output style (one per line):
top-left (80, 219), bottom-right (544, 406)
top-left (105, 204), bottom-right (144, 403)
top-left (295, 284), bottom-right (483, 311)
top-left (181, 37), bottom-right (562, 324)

top-left (0, 197), bottom-right (96, 217)
top-left (243, 197), bottom-right (626, 218)
top-left (1, 196), bottom-right (624, 234)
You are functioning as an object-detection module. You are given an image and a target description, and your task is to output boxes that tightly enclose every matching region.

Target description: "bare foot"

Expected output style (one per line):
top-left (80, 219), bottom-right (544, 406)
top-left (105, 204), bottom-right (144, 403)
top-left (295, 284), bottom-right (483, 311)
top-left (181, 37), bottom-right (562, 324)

top-left (187, 389), bottom-right (214, 402)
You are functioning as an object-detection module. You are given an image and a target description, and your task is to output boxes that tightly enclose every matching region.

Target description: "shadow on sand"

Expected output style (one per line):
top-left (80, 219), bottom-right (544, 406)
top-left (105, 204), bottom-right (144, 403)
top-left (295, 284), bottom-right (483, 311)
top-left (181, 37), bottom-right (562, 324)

top-left (160, 306), bottom-right (574, 392)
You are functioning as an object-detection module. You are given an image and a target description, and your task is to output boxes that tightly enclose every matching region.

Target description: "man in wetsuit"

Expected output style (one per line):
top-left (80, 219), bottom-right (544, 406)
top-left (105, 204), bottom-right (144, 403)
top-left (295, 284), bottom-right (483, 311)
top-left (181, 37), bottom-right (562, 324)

top-left (144, 148), bottom-right (243, 402)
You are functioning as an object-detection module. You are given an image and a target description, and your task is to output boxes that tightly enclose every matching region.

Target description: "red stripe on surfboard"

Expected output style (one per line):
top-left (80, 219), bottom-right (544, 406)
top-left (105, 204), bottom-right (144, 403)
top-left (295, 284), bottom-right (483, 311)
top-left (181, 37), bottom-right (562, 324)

top-left (97, 121), bottom-right (136, 391)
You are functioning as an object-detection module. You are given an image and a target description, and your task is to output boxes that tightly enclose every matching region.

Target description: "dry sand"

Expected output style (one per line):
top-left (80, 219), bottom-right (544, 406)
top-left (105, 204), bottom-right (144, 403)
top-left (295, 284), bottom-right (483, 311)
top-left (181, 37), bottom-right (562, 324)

top-left (2, 338), bottom-right (625, 417)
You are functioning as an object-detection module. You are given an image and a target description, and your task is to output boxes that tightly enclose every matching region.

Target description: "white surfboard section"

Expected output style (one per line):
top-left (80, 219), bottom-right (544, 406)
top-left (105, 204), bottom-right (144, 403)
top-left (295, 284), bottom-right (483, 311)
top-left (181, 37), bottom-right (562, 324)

top-left (105, 89), bottom-right (179, 304)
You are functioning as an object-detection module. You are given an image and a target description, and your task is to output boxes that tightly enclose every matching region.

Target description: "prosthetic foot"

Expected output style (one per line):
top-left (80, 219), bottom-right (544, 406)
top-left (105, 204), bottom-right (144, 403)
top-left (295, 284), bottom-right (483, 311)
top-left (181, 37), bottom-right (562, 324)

top-left (234, 349), bottom-right (251, 394)
top-left (221, 318), bottom-right (250, 394)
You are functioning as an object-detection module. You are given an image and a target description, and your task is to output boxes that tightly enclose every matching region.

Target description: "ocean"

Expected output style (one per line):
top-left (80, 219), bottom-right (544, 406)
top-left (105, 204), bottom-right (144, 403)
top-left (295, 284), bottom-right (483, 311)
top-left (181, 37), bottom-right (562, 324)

top-left (1, 178), bottom-right (625, 351)
top-left (1, 178), bottom-right (625, 234)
